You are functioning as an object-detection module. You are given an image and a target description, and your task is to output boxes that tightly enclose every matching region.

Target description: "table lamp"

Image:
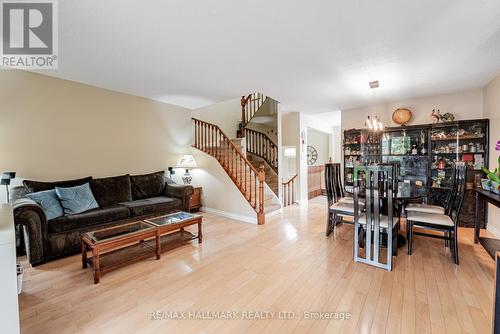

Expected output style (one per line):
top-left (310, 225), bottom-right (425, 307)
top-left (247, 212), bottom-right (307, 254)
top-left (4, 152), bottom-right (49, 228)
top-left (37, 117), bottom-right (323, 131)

top-left (176, 155), bottom-right (197, 184)
top-left (1, 172), bottom-right (16, 203)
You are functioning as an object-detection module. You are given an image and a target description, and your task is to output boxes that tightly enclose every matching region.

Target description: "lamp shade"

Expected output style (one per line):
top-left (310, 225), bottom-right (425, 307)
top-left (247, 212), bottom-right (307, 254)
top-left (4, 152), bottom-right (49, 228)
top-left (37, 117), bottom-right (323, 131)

top-left (176, 155), bottom-right (198, 169)
top-left (284, 147), bottom-right (296, 158)
top-left (1, 172), bottom-right (15, 179)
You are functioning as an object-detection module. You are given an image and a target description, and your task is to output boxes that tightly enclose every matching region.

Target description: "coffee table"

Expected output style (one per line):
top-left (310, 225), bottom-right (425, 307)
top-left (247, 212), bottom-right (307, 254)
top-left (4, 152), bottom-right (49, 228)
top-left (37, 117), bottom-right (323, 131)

top-left (82, 212), bottom-right (203, 284)
top-left (82, 221), bottom-right (159, 284)
top-left (144, 211), bottom-right (203, 247)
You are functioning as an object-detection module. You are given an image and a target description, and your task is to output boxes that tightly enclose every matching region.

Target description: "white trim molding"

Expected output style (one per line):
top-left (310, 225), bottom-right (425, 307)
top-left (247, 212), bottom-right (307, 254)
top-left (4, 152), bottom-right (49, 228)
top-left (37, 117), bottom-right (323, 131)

top-left (200, 207), bottom-right (257, 224)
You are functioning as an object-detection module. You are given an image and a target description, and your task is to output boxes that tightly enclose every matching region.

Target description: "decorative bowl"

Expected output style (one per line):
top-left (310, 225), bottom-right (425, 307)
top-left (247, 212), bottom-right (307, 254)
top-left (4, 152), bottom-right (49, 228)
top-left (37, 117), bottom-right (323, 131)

top-left (482, 179), bottom-right (492, 191)
top-left (493, 181), bottom-right (500, 195)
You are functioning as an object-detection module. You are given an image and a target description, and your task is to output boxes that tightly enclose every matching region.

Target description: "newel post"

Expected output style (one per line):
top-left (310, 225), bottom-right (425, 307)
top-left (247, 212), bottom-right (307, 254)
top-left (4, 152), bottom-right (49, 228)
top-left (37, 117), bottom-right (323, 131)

top-left (257, 164), bottom-right (265, 225)
top-left (241, 95), bottom-right (247, 125)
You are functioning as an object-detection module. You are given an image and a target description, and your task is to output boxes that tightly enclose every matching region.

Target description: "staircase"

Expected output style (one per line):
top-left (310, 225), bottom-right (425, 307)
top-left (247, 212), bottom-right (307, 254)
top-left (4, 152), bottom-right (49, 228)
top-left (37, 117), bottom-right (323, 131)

top-left (247, 154), bottom-right (278, 194)
top-left (243, 128), bottom-right (278, 174)
top-left (231, 138), bottom-right (281, 215)
top-left (239, 93), bottom-right (280, 197)
top-left (241, 92), bottom-right (266, 127)
top-left (192, 118), bottom-right (280, 225)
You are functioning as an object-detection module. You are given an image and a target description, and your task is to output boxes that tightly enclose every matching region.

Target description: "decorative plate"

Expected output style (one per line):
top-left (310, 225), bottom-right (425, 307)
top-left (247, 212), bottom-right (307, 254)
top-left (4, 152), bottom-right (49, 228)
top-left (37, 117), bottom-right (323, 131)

top-left (392, 108), bottom-right (412, 126)
top-left (307, 146), bottom-right (318, 165)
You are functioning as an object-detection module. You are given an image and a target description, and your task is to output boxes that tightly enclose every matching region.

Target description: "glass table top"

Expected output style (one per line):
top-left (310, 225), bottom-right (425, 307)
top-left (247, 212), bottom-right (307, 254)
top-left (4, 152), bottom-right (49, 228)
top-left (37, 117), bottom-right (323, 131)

top-left (145, 212), bottom-right (200, 227)
top-left (347, 182), bottom-right (428, 200)
top-left (86, 221), bottom-right (155, 244)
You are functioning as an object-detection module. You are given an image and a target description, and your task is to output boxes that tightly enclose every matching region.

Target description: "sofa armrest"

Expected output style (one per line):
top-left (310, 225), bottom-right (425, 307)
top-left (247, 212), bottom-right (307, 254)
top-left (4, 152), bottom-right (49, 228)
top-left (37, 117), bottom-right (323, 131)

top-left (11, 189), bottom-right (47, 266)
top-left (165, 179), bottom-right (194, 212)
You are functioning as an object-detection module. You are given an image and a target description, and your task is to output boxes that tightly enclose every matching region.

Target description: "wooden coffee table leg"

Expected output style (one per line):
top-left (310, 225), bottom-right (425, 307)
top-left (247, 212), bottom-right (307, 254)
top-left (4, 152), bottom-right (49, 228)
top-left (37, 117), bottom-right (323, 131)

top-left (93, 247), bottom-right (101, 284)
top-left (156, 230), bottom-right (161, 260)
top-left (198, 219), bottom-right (203, 244)
top-left (81, 239), bottom-right (88, 269)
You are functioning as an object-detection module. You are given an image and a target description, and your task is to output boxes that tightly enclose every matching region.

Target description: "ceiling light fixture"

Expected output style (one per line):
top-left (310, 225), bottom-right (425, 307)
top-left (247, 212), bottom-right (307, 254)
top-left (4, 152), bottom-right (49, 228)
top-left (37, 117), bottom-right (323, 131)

top-left (365, 115), bottom-right (384, 131)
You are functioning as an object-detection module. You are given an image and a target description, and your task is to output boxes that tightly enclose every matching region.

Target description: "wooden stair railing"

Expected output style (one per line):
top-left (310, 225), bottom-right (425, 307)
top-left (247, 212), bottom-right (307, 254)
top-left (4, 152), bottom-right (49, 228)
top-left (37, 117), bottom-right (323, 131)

top-left (282, 174), bottom-right (298, 207)
top-left (192, 118), bottom-right (266, 225)
top-left (244, 128), bottom-right (278, 174)
top-left (241, 92), bottom-right (266, 127)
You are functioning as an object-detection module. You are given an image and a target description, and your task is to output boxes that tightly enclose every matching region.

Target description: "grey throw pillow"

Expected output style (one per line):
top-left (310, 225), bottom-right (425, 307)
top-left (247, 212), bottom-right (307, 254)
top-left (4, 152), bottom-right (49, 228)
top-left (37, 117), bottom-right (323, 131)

top-left (55, 183), bottom-right (99, 215)
top-left (26, 189), bottom-right (64, 220)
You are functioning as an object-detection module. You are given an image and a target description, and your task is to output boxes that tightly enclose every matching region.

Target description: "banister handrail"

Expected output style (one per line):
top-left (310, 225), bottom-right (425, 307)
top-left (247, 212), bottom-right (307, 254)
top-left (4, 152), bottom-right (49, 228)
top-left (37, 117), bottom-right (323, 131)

top-left (191, 117), bottom-right (259, 174)
top-left (282, 174), bottom-right (298, 186)
top-left (282, 174), bottom-right (298, 207)
top-left (241, 92), bottom-right (266, 126)
top-left (244, 128), bottom-right (278, 151)
top-left (191, 117), bottom-right (266, 224)
top-left (243, 127), bottom-right (278, 174)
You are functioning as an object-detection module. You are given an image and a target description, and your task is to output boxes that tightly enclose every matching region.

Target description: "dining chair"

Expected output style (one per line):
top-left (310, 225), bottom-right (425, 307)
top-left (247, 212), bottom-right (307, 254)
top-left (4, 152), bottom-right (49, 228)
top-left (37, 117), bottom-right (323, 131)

top-left (407, 165), bottom-right (467, 265)
top-left (406, 163), bottom-right (457, 215)
top-left (353, 165), bottom-right (400, 271)
top-left (325, 163), bottom-right (364, 237)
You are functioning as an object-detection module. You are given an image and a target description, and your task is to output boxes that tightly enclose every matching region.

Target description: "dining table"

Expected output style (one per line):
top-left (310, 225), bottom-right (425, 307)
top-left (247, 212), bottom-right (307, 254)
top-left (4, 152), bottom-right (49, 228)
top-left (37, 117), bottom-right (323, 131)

top-left (346, 181), bottom-right (429, 247)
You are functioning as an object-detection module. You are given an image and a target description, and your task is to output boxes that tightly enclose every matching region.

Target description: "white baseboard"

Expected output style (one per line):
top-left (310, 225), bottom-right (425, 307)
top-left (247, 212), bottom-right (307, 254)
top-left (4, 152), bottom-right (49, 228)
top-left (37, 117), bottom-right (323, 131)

top-left (265, 207), bottom-right (282, 218)
top-left (200, 207), bottom-right (257, 224)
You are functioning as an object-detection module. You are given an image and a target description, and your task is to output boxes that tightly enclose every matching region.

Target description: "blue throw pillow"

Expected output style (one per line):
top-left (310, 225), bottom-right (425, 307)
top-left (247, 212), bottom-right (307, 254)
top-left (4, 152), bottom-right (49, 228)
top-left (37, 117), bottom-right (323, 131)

top-left (26, 189), bottom-right (64, 220)
top-left (55, 183), bottom-right (99, 215)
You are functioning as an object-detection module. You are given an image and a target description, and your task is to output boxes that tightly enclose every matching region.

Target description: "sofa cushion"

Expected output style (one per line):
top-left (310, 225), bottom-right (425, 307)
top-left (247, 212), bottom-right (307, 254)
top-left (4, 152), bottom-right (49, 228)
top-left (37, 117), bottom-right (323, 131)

top-left (130, 171), bottom-right (165, 200)
top-left (48, 205), bottom-right (130, 234)
top-left (26, 189), bottom-right (64, 220)
top-left (119, 196), bottom-right (182, 217)
top-left (55, 183), bottom-right (99, 215)
top-left (23, 176), bottom-right (93, 193)
top-left (91, 174), bottom-right (132, 207)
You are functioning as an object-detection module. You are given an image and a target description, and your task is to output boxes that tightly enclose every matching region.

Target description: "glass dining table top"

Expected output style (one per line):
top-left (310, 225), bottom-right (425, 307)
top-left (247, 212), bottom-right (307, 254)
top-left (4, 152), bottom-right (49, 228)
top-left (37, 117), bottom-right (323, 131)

top-left (347, 182), bottom-right (429, 200)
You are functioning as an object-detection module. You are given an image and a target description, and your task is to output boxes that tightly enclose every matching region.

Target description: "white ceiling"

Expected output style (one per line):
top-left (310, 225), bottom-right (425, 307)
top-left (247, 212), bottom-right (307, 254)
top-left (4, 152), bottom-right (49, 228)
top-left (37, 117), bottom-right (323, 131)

top-left (39, 0), bottom-right (500, 112)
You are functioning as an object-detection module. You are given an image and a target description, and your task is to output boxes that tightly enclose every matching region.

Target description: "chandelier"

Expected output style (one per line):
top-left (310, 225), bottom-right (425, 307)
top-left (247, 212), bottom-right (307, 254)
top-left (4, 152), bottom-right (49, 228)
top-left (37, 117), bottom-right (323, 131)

top-left (365, 115), bottom-right (384, 131)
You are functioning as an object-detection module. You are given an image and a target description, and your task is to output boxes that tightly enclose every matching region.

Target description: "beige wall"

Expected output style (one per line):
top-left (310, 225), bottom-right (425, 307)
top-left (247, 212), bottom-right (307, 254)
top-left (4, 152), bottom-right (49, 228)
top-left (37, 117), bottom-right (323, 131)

top-left (342, 90), bottom-right (483, 130)
top-left (0, 70), bottom-right (192, 183)
top-left (483, 74), bottom-right (500, 237)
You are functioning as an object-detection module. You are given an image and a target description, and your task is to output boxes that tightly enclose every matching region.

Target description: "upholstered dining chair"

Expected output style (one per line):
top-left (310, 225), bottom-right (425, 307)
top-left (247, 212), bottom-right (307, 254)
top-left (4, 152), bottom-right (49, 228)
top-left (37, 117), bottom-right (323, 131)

top-left (406, 163), bottom-right (457, 215)
top-left (325, 162), bottom-right (364, 237)
top-left (353, 165), bottom-right (400, 271)
top-left (407, 165), bottom-right (467, 265)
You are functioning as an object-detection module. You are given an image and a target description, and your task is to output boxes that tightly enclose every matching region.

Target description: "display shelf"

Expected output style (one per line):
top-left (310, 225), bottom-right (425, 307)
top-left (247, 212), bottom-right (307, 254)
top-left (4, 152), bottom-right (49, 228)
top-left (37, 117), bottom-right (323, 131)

top-left (343, 119), bottom-right (489, 227)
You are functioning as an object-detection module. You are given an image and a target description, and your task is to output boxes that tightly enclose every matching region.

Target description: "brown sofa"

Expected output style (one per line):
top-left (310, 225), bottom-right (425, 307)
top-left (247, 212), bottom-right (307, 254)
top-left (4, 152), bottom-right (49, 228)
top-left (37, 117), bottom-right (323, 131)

top-left (11, 171), bottom-right (193, 266)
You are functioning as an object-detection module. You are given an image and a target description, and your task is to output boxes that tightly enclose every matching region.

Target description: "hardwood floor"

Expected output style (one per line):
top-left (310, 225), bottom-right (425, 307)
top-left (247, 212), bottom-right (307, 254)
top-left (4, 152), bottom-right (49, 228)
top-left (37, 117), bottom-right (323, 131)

top-left (19, 196), bottom-right (495, 333)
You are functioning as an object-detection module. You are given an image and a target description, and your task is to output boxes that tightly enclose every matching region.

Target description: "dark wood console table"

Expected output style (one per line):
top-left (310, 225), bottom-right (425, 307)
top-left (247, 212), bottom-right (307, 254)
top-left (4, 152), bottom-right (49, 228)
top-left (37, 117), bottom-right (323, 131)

top-left (474, 188), bottom-right (500, 258)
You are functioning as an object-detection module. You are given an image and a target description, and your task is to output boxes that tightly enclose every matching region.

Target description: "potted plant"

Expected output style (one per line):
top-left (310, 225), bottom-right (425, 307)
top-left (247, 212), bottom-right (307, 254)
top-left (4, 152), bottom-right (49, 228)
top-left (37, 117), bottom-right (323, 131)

top-left (483, 156), bottom-right (500, 194)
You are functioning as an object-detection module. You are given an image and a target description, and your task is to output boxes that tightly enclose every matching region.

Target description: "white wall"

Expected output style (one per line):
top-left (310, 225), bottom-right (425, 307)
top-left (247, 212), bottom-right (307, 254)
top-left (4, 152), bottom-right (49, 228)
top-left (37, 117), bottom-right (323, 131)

top-left (191, 98), bottom-right (241, 138)
top-left (307, 128), bottom-right (330, 166)
top-left (341, 89), bottom-right (483, 130)
top-left (281, 112), bottom-right (301, 201)
top-left (281, 112), bottom-right (340, 202)
top-left (483, 74), bottom-right (500, 237)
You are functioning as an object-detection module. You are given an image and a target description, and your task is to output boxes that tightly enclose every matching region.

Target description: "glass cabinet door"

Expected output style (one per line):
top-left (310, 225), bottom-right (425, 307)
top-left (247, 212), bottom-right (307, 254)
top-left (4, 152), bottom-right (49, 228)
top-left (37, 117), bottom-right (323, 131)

top-left (431, 120), bottom-right (487, 188)
top-left (381, 128), bottom-right (430, 186)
